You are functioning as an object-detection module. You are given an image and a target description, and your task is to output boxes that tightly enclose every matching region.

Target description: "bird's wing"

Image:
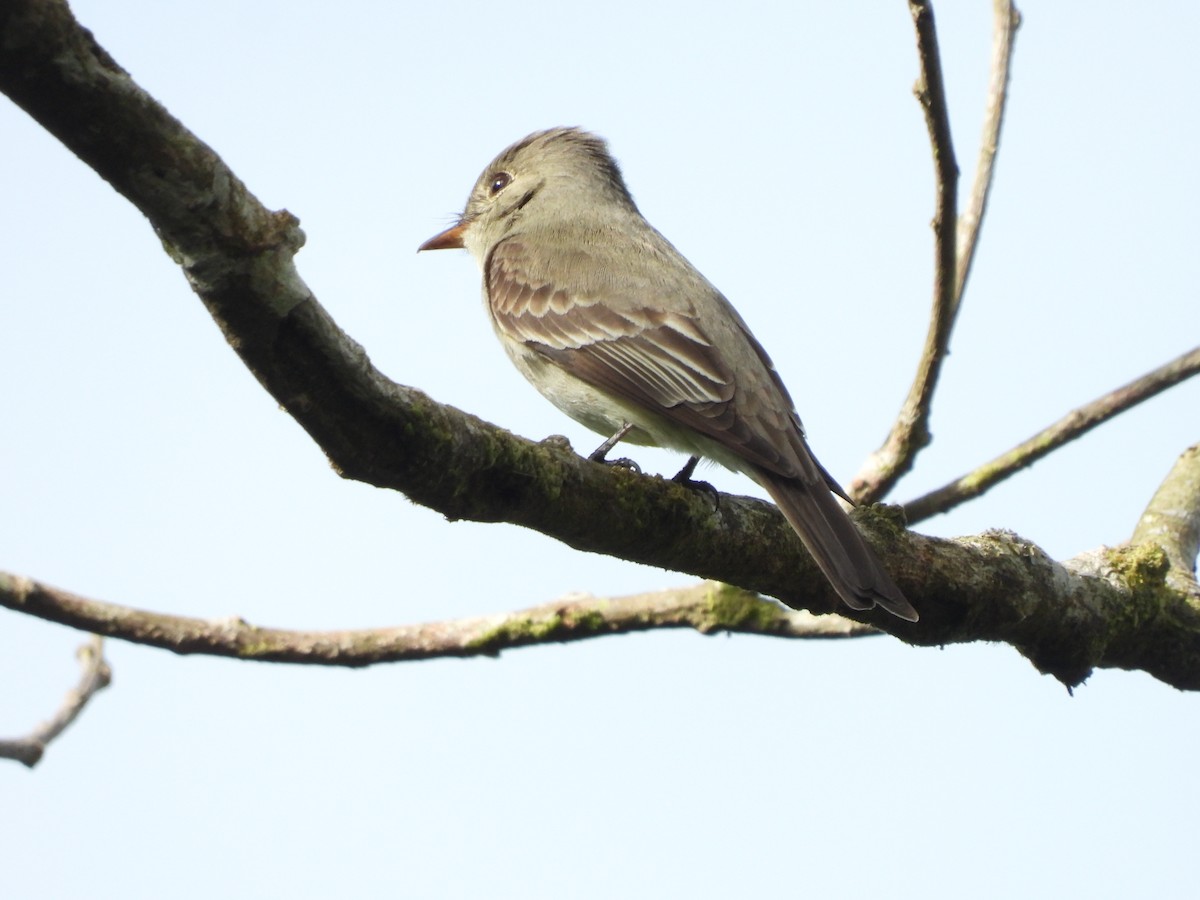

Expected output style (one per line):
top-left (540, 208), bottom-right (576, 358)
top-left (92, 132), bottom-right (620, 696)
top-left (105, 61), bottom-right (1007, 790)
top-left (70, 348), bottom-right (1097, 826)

top-left (486, 238), bottom-right (824, 483)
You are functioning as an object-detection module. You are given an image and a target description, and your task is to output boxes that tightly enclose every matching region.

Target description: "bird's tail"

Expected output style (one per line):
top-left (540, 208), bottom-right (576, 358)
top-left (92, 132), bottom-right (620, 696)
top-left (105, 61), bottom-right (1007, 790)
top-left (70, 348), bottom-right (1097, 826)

top-left (757, 473), bottom-right (918, 622)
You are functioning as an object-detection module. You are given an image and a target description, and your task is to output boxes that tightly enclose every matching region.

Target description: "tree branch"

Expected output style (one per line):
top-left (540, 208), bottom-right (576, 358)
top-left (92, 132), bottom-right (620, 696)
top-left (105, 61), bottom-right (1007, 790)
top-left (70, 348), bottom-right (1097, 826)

top-left (0, 0), bottom-right (907, 624)
top-left (0, 636), bottom-right (111, 768)
top-left (4, 0), bottom-right (1200, 691)
top-left (853, 0), bottom-right (1021, 502)
top-left (1132, 444), bottom-right (1200, 595)
top-left (5, 518), bottom-right (1200, 689)
top-left (955, 0), bottom-right (1021, 305)
top-left (904, 345), bottom-right (1200, 523)
top-left (0, 575), bottom-right (876, 667)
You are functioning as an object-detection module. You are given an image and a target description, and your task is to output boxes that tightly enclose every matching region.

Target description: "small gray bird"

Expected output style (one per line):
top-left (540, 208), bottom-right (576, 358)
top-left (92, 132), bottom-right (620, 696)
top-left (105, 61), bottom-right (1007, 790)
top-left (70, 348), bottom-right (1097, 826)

top-left (419, 127), bottom-right (917, 622)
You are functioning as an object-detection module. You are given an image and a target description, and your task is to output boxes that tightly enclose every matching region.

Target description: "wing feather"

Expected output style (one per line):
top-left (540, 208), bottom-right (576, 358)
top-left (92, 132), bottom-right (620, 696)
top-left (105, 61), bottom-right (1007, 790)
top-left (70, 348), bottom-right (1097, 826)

top-left (486, 238), bottom-right (826, 483)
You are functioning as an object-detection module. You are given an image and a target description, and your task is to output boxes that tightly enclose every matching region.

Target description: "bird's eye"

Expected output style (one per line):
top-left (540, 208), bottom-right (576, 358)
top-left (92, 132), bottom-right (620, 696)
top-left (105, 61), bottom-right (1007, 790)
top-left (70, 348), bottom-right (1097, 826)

top-left (488, 172), bottom-right (512, 195)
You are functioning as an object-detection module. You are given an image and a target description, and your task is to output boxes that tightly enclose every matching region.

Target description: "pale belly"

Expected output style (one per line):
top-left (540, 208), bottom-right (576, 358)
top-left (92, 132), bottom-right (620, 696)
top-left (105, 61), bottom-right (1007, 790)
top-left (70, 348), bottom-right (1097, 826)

top-left (503, 341), bottom-right (753, 476)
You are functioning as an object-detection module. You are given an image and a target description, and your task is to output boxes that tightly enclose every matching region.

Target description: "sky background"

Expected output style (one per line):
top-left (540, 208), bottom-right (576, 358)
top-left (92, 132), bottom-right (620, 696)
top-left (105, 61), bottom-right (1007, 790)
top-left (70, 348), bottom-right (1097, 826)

top-left (2, 1), bottom-right (1199, 897)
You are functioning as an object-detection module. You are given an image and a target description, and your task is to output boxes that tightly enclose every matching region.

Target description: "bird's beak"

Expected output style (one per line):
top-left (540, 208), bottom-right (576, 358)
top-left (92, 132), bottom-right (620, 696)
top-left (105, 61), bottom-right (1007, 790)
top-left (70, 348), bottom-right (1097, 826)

top-left (418, 220), bottom-right (469, 252)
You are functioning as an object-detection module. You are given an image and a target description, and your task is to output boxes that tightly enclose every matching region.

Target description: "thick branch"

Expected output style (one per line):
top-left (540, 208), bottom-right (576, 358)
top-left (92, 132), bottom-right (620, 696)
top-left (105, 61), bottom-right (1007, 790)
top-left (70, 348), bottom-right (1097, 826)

top-left (0, 636), bottom-right (111, 768)
top-left (1132, 444), bottom-right (1200, 594)
top-left (0, 0), bottom-right (911, 624)
top-left (904, 346), bottom-right (1200, 523)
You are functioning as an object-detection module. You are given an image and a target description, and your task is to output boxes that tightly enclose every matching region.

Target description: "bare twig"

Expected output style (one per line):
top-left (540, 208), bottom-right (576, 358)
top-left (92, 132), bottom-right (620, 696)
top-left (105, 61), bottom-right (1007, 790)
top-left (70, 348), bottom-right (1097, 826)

top-left (852, 0), bottom-right (958, 502)
top-left (955, 0), bottom-right (1022, 305)
top-left (1132, 444), bottom-right (1200, 595)
top-left (904, 345), bottom-right (1200, 524)
top-left (0, 636), bottom-right (111, 768)
top-left (0, 574), bottom-right (876, 668)
top-left (853, 0), bottom-right (1021, 502)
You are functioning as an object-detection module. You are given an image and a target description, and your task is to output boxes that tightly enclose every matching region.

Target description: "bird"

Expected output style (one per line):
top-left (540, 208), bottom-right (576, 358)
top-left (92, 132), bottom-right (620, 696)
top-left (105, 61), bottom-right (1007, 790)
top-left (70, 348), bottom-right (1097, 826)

top-left (418, 127), bottom-right (917, 622)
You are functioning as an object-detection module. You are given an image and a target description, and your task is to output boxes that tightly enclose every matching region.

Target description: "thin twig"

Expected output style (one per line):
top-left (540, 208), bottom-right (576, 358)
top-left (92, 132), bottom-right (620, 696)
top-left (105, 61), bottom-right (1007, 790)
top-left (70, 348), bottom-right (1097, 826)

top-left (904, 345), bottom-right (1200, 524)
top-left (0, 574), bottom-right (877, 668)
top-left (1132, 444), bottom-right (1200, 595)
top-left (955, 0), bottom-right (1022, 305)
top-left (853, 0), bottom-right (1021, 503)
top-left (0, 636), bottom-right (111, 768)
top-left (853, 0), bottom-right (959, 502)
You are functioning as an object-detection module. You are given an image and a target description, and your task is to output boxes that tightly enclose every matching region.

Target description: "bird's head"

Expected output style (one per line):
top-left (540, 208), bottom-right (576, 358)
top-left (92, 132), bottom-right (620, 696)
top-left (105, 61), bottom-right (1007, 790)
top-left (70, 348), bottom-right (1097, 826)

top-left (418, 127), bottom-right (637, 261)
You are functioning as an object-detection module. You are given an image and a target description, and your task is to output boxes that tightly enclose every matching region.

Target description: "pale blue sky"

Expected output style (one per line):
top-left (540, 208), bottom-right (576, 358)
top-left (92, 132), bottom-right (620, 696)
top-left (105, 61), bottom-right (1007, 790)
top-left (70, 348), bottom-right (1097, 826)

top-left (2, 2), bottom-right (1198, 897)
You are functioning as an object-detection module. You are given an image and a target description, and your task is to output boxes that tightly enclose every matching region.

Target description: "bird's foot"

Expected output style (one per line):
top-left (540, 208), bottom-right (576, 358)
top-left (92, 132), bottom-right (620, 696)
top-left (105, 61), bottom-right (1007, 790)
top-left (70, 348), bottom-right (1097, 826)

top-left (671, 456), bottom-right (720, 505)
top-left (588, 423), bottom-right (642, 474)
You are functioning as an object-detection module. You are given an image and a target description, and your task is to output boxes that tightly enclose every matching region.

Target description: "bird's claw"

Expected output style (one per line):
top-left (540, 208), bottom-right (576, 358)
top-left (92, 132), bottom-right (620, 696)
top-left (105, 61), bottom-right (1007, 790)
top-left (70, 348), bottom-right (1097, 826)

top-left (601, 456), bottom-right (643, 474)
top-left (671, 456), bottom-right (720, 506)
top-left (588, 422), bottom-right (639, 469)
